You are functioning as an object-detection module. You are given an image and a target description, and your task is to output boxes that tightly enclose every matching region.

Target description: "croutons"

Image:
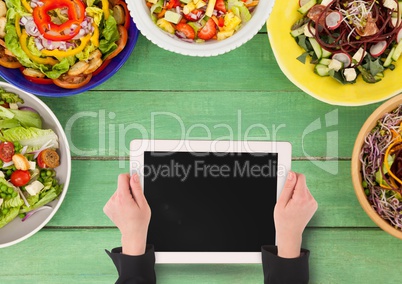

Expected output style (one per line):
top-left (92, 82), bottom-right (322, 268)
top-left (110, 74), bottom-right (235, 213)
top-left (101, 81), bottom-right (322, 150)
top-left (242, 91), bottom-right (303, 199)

top-left (0, 17), bottom-right (6, 39)
top-left (0, 1), bottom-right (6, 18)
top-left (12, 154), bottom-right (30, 171)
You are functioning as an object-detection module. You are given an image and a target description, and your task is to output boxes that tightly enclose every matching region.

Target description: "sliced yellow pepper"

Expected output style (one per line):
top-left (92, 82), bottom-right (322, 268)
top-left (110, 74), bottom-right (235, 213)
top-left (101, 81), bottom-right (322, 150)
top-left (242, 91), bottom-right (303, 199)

top-left (90, 24), bottom-right (99, 47)
top-left (15, 13), bottom-right (21, 38)
top-left (20, 30), bottom-right (59, 66)
top-left (41, 33), bottom-right (92, 58)
top-left (102, 0), bottom-right (109, 20)
top-left (21, 0), bottom-right (33, 13)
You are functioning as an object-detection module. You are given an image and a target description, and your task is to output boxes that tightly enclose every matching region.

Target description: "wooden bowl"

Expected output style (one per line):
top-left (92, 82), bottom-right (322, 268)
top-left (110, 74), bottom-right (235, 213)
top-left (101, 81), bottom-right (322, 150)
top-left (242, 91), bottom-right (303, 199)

top-left (352, 94), bottom-right (402, 240)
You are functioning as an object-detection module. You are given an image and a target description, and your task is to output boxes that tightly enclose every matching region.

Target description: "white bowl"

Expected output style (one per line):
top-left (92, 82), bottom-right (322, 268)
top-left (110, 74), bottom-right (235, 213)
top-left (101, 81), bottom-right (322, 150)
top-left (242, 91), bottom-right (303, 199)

top-left (0, 82), bottom-right (71, 248)
top-left (127, 0), bottom-right (275, 56)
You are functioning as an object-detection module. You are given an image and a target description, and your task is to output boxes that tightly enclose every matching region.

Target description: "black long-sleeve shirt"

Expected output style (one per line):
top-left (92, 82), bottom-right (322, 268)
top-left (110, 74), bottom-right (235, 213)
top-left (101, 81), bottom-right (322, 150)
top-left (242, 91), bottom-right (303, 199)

top-left (106, 245), bottom-right (310, 284)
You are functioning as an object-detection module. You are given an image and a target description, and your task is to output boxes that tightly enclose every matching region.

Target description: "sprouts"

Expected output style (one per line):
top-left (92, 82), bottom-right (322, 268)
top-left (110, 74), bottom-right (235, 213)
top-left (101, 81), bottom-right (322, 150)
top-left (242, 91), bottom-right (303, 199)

top-left (360, 105), bottom-right (402, 230)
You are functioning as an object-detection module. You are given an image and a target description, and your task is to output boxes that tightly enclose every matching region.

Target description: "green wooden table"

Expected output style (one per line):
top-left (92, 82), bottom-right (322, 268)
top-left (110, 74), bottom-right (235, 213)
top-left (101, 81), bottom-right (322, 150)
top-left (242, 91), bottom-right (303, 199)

top-left (1, 25), bottom-right (401, 284)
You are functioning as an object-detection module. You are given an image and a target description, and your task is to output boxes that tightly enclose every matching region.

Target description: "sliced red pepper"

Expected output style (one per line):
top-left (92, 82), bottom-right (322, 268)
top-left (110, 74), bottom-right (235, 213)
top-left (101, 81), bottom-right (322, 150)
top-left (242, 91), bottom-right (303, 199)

top-left (33, 0), bottom-right (86, 41)
top-left (166, 0), bottom-right (181, 9)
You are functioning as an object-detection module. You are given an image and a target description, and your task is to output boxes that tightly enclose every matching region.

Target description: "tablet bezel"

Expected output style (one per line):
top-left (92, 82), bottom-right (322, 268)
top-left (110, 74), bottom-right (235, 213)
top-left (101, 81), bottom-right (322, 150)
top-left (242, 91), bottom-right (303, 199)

top-left (129, 139), bottom-right (292, 263)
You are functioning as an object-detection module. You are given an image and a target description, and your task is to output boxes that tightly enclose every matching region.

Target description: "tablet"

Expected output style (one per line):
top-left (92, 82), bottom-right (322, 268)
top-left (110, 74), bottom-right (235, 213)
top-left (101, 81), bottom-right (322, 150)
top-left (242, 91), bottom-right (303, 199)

top-left (129, 139), bottom-right (292, 263)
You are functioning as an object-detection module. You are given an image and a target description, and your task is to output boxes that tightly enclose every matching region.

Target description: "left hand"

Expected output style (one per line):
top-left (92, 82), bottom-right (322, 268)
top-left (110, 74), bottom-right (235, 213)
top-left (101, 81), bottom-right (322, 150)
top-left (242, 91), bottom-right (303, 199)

top-left (103, 173), bottom-right (151, 256)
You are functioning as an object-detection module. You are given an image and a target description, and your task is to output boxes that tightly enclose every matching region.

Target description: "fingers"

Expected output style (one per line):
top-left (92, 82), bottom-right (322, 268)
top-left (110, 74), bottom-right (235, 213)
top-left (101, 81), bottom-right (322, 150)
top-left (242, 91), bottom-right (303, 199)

top-left (277, 171), bottom-right (297, 206)
top-left (129, 173), bottom-right (148, 209)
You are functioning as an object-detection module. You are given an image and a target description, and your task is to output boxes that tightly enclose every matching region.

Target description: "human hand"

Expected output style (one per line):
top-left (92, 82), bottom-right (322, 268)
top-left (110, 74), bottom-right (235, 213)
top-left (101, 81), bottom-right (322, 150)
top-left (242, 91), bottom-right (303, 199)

top-left (274, 171), bottom-right (318, 258)
top-left (103, 173), bottom-right (151, 256)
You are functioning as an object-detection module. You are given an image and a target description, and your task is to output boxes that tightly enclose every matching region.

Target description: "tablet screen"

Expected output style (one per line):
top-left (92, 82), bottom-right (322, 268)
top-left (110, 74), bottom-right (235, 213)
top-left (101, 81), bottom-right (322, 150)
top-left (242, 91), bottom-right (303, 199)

top-left (143, 151), bottom-right (278, 252)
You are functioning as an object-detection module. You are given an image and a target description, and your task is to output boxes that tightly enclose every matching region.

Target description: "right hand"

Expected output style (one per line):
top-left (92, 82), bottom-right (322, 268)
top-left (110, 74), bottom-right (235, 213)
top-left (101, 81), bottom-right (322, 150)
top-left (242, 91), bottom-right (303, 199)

top-left (274, 171), bottom-right (318, 258)
top-left (103, 173), bottom-right (151, 256)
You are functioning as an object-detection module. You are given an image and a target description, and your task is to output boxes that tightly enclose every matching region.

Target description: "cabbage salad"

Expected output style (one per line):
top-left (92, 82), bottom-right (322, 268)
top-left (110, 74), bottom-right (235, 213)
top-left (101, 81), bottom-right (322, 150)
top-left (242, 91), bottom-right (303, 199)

top-left (360, 104), bottom-right (402, 230)
top-left (0, 88), bottom-right (63, 228)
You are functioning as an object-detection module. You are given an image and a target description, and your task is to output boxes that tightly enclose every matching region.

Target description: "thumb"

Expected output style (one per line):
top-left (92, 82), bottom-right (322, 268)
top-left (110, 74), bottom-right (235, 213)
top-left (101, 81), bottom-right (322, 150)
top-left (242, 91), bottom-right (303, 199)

top-left (277, 171), bottom-right (297, 206)
top-left (129, 173), bottom-right (148, 208)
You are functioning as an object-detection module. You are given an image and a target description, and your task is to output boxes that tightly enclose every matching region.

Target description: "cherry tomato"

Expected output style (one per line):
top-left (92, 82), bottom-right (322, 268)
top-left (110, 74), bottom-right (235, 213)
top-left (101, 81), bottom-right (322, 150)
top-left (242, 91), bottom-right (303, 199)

top-left (53, 73), bottom-right (92, 89)
top-left (106, 25), bottom-right (128, 60)
top-left (0, 142), bottom-right (15, 162)
top-left (36, 151), bottom-right (46, 168)
top-left (10, 170), bottom-right (31, 187)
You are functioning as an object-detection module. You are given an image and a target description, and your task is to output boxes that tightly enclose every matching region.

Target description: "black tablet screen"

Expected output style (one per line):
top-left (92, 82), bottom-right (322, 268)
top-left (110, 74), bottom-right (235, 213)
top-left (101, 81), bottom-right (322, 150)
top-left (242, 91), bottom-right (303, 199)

top-left (143, 151), bottom-right (278, 252)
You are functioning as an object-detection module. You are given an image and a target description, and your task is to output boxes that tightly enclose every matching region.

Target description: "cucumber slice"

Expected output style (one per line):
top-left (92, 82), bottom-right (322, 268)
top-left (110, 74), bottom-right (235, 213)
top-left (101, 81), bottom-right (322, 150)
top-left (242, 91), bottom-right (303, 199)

top-left (321, 48), bottom-right (332, 58)
top-left (297, 0), bottom-right (317, 15)
top-left (290, 24), bottom-right (307, 38)
top-left (309, 37), bottom-right (322, 59)
top-left (392, 40), bottom-right (402, 61)
top-left (314, 64), bottom-right (330, 76)
top-left (319, 58), bottom-right (332, 65)
top-left (384, 47), bottom-right (395, 67)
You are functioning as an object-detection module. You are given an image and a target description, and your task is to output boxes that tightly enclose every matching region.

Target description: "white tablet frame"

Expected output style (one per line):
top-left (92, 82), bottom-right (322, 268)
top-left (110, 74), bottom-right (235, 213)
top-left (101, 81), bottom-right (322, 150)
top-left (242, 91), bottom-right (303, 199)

top-left (129, 139), bottom-right (292, 264)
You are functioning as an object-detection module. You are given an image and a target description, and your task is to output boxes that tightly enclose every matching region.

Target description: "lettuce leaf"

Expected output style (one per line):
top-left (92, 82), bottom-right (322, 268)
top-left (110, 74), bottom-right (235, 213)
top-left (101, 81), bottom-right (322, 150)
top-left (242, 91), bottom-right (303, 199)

top-left (0, 207), bottom-right (20, 228)
top-left (0, 106), bottom-right (42, 128)
top-left (0, 127), bottom-right (59, 152)
top-left (2, 194), bottom-right (23, 209)
top-left (99, 16), bottom-right (119, 58)
top-left (0, 88), bottom-right (24, 104)
top-left (20, 187), bottom-right (60, 213)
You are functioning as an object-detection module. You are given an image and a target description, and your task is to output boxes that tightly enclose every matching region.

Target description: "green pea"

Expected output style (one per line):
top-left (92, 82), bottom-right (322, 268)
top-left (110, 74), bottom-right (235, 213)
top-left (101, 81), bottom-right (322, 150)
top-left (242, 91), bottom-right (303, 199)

top-left (7, 188), bottom-right (13, 194)
top-left (19, 213), bottom-right (25, 219)
top-left (0, 193), bottom-right (5, 198)
top-left (46, 170), bottom-right (52, 177)
top-left (364, 189), bottom-right (370, 196)
top-left (6, 170), bottom-right (11, 176)
top-left (12, 191), bottom-right (17, 198)
top-left (40, 171), bottom-right (46, 178)
top-left (1, 185), bottom-right (7, 192)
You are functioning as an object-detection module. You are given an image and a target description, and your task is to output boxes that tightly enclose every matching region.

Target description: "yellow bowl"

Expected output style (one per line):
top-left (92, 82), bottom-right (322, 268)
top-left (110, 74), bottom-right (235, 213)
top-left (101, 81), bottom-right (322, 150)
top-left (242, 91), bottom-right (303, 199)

top-left (267, 1), bottom-right (402, 106)
top-left (351, 94), bottom-right (402, 240)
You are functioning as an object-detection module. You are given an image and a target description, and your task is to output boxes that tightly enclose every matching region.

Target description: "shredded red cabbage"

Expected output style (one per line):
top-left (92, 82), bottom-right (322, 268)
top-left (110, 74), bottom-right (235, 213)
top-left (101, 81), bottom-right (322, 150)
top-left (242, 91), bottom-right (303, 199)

top-left (360, 105), bottom-right (402, 230)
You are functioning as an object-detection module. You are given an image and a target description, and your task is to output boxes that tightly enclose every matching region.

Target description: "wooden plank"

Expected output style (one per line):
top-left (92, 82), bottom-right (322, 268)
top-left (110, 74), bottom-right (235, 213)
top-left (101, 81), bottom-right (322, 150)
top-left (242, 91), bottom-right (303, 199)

top-left (0, 228), bottom-right (399, 283)
top-left (40, 91), bottom-right (381, 159)
top-left (46, 160), bottom-right (374, 228)
top-left (83, 34), bottom-right (298, 92)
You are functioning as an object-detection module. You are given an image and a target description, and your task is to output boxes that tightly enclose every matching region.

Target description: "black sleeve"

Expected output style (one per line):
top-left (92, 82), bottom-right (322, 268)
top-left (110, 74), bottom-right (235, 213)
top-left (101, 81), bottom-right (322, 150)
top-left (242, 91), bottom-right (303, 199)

top-left (105, 245), bottom-right (156, 284)
top-left (261, 245), bottom-right (310, 284)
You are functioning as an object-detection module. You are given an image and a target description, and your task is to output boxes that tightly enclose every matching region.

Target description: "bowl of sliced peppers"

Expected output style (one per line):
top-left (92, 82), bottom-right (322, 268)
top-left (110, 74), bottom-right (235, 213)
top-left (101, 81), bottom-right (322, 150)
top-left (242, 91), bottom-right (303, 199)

top-left (0, 0), bottom-right (139, 96)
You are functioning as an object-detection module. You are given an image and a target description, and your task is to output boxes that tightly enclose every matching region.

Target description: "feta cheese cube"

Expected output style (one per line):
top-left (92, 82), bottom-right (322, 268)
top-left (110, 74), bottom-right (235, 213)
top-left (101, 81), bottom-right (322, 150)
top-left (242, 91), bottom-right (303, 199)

top-left (328, 59), bottom-right (343, 71)
top-left (25, 181), bottom-right (44, 196)
top-left (344, 68), bottom-right (357, 81)
top-left (352, 47), bottom-right (366, 66)
top-left (384, 0), bottom-right (397, 10)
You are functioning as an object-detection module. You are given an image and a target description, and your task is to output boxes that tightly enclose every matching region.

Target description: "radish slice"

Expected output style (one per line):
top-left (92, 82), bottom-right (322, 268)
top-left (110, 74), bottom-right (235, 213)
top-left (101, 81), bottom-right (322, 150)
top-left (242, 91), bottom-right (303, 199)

top-left (325, 11), bottom-right (343, 30)
top-left (370, 40), bottom-right (387, 57)
top-left (397, 28), bottom-right (402, 43)
top-left (299, 0), bottom-right (310, 7)
top-left (332, 52), bottom-right (352, 67)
